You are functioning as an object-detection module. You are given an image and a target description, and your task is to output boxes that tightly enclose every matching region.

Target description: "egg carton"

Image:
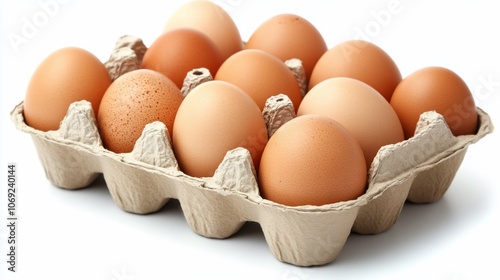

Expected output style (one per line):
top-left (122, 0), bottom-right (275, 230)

top-left (10, 95), bottom-right (493, 266)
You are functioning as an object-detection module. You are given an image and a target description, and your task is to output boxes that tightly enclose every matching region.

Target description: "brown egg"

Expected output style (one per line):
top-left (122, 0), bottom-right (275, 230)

top-left (258, 115), bottom-right (366, 206)
top-left (163, 0), bottom-right (243, 61)
top-left (141, 28), bottom-right (223, 89)
top-left (309, 40), bottom-right (401, 102)
top-left (298, 77), bottom-right (404, 169)
top-left (173, 80), bottom-right (268, 178)
top-left (390, 66), bottom-right (478, 138)
top-left (97, 69), bottom-right (183, 153)
top-left (245, 13), bottom-right (327, 80)
top-left (23, 47), bottom-right (111, 131)
top-left (214, 49), bottom-right (302, 111)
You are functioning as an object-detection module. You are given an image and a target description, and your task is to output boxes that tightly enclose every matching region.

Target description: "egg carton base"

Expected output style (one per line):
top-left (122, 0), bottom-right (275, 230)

top-left (408, 149), bottom-right (467, 204)
top-left (11, 101), bottom-right (493, 266)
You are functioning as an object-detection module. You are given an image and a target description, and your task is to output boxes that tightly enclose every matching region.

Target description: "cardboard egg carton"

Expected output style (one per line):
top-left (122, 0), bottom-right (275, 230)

top-left (10, 95), bottom-right (493, 266)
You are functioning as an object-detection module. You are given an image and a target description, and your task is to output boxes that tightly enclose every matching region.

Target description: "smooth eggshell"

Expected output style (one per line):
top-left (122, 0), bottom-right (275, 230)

top-left (298, 77), bottom-right (404, 169)
top-left (245, 13), bottom-right (327, 80)
top-left (172, 80), bottom-right (268, 178)
top-left (215, 49), bottom-right (302, 112)
top-left (309, 40), bottom-right (401, 102)
top-left (97, 69), bottom-right (183, 153)
top-left (23, 47), bottom-right (111, 131)
top-left (163, 0), bottom-right (243, 61)
top-left (258, 115), bottom-right (367, 206)
top-left (390, 66), bottom-right (478, 138)
top-left (141, 28), bottom-right (223, 89)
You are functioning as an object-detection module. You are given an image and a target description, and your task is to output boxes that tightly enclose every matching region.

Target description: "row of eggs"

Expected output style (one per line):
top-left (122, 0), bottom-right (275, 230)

top-left (22, 0), bottom-right (478, 207)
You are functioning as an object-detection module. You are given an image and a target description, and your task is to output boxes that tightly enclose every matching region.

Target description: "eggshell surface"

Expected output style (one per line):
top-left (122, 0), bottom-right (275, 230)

top-left (141, 28), bottom-right (223, 89)
top-left (309, 40), bottom-right (401, 102)
top-left (245, 13), bottom-right (327, 80)
top-left (172, 80), bottom-right (268, 178)
top-left (163, 0), bottom-right (243, 61)
top-left (23, 47), bottom-right (111, 131)
top-left (298, 77), bottom-right (404, 169)
top-left (390, 66), bottom-right (478, 138)
top-left (97, 69), bottom-right (183, 153)
top-left (258, 115), bottom-right (367, 206)
top-left (214, 49), bottom-right (302, 111)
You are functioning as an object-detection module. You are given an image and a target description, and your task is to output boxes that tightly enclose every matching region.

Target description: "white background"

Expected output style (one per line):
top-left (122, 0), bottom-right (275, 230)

top-left (1, 0), bottom-right (499, 279)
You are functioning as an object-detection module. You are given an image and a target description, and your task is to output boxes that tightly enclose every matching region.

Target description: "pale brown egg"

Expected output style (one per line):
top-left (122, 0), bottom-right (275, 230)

top-left (258, 115), bottom-right (366, 207)
top-left (141, 28), bottom-right (223, 89)
top-left (298, 77), bottom-right (404, 169)
top-left (390, 66), bottom-right (478, 138)
top-left (172, 80), bottom-right (268, 178)
top-left (245, 13), bottom-right (327, 81)
top-left (163, 0), bottom-right (243, 61)
top-left (97, 69), bottom-right (184, 153)
top-left (23, 47), bottom-right (111, 131)
top-left (214, 49), bottom-right (302, 111)
top-left (309, 40), bottom-right (401, 102)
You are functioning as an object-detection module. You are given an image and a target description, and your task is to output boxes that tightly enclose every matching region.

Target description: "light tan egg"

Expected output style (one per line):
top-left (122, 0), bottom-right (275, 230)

top-left (298, 77), bottom-right (404, 169)
top-left (172, 80), bottom-right (268, 178)
top-left (163, 0), bottom-right (243, 61)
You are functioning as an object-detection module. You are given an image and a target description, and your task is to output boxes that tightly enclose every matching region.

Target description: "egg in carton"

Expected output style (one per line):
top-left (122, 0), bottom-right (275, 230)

top-left (10, 92), bottom-right (493, 266)
top-left (10, 37), bottom-right (494, 267)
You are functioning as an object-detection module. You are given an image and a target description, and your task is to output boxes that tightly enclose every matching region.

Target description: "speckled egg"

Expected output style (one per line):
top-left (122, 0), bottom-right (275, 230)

top-left (97, 69), bottom-right (183, 153)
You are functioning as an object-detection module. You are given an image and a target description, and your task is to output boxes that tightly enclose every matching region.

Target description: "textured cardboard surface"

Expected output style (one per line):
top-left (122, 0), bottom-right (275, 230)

top-left (10, 100), bottom-right (493, 266)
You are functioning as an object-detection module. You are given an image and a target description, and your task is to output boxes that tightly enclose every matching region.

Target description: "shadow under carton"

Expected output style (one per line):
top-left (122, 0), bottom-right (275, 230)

top-left (10, 99), bottom-right (493, 266)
